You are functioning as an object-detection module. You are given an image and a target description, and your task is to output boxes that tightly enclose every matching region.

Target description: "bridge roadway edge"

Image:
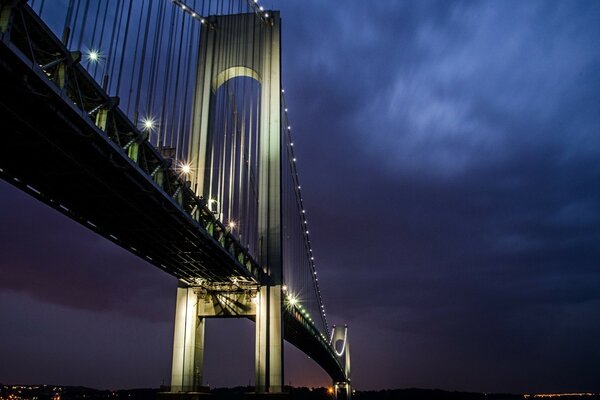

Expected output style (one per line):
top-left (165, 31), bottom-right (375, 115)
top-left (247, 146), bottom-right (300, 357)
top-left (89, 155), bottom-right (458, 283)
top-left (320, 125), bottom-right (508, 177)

top-left (0, 2), bottom-right (347, 389)
top-left (0, 23), bottom-right (256, 284)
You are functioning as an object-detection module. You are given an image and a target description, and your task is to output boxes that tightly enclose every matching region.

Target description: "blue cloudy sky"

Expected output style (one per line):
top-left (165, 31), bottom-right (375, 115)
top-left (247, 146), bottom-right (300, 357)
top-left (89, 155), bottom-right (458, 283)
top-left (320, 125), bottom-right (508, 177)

top-left (1, 0), bottom-right (599, 393)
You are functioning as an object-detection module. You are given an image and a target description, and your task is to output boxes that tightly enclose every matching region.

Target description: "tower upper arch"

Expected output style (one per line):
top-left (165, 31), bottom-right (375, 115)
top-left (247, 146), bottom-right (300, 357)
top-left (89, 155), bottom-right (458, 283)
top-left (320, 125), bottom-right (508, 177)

top-left (211, 66), bottom-right (262, 92)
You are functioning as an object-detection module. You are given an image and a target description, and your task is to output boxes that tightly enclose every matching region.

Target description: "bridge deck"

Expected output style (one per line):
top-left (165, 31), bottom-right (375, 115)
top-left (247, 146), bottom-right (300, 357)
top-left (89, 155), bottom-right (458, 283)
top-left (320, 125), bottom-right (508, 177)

top-left (0, 3), bottom-right (346, 383)
top-left (0, 20), bottom-right (256, 285)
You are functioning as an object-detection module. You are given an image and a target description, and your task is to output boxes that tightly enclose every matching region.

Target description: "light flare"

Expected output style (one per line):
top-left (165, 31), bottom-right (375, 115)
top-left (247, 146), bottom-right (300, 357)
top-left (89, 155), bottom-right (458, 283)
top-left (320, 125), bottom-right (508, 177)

top-left (141, 116), bottom-right (157, 132)
top-left (86, 49), bottom-right (102, 63)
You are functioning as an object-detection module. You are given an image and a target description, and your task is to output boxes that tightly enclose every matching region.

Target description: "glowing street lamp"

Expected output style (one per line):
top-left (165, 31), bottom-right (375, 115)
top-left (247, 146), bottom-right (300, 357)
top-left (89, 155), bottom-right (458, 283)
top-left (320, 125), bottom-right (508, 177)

top-left (178, 162), bottom-right (191, 175)
top-left (141, 116), bottom-right (156, 132)
top-left (288, 295), bottom-right (298, 307)
top-left (86, 49), bottom-right (101, 63)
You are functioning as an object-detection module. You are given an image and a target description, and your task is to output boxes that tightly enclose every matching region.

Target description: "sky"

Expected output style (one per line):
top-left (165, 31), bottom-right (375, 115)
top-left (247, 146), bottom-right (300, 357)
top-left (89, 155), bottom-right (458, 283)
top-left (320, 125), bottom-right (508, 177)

top-left (1, 0), bottom-right (600, 394)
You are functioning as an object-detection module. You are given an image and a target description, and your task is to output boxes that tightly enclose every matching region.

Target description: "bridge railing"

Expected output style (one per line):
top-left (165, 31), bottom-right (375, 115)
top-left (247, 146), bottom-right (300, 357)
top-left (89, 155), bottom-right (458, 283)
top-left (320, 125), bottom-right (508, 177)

top-left (1, 2), bottom-right (262, 284)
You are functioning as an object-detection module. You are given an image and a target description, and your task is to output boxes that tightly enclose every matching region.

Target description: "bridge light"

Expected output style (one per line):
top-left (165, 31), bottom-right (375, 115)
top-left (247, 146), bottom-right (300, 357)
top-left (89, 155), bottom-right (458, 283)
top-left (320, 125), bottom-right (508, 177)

top-left (293, 158), bottom-right (297, 162)
top-left (86, 49), bottom-right (101, 63)
top-left (288, 295), bottom-right (297, 306)
top-left (228, 221), bottom-right (236, 230)
top-left (191, 12), bottom-right (196, 17)
top-left (200, 18), bottom-right (205, 23)
top-left (141, 117), bottom-right (156, 132)
top-left (287, 125), bottom-right (291, 130)
top-left (178, 162), bottom-right (191, 175)
top-left (282, 285), bottom-right (288, 292)
top-left (265, 13), bottom-right (269, 17)
top-left (284, 108), bottom-right (288, 112)
top-left (260, 6), bottom-right (264, 11)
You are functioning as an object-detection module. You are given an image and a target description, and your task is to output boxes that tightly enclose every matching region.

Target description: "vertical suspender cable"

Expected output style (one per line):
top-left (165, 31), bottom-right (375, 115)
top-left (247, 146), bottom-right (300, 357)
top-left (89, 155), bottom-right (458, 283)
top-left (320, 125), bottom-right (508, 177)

top-left (168, 7), bottom-right (184, 150)
top-left (91, 0), bottom-right (109, 80)
top-left (115, 0), bottom-right (134, 100)
top-left (171, 9), bottom-right (187, 161)
top-left (68, 0), bottom-right (82, 49)
top-left (126, 0), bottom-right (146, 117)
top-left (176, 9), bottom-right (195, 162)
top-left (87, 0), bottom-right (102, 54)
top-left (104, 0), bottom-right (123, 92)
top-left (74, 0), bottom-right (90, 51)
top-left (62, 0), bottom-right (75, 45)
top-left (133, 0), bottom-right (154, 124)
top-left (145, 0), bottom-right (167, 143)
top-left (158, 5), bottom-right (177, 148)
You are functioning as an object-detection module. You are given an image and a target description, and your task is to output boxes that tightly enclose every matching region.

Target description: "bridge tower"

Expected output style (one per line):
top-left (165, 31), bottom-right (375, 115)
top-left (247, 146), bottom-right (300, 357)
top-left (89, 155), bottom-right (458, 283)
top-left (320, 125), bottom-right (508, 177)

top-left (331, 325), bottom-right (352, 400)
top-left (169, 11), bottom-right (284, 397)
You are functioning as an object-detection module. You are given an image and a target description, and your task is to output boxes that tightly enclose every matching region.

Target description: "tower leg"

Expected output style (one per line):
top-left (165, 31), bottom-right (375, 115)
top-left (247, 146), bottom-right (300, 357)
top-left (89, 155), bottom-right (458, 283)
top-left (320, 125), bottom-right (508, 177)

top-left (255, 285), bottom-right (283, 394)
top-left (170, 283), bottom-right (204, 392)
top-left (334, 382), bottom-right (352, 400)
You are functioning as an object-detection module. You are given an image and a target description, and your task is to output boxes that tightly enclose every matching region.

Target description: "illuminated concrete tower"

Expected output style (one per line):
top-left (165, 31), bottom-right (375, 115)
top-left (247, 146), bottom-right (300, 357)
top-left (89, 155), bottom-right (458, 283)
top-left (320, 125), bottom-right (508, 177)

top-left (332, 325), bottom-right (351, 400)
top-left (171, 11), bottom-right (283, 395)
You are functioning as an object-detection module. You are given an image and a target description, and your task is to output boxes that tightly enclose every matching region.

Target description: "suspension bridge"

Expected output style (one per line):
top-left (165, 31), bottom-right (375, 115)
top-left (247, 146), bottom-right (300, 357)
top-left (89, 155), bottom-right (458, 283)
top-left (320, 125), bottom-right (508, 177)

top-left (0, 0), bottom-right (350, 398)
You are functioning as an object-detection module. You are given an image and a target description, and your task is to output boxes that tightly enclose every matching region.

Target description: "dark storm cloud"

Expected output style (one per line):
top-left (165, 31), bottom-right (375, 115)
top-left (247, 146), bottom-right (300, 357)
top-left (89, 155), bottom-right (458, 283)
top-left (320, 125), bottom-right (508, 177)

top-left (277, 0), bottom-right (600, 392)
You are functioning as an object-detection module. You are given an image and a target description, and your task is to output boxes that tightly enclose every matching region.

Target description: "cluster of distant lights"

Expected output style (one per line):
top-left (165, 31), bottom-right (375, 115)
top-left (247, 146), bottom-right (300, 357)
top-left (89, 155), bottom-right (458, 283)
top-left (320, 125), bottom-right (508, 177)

top-left (524, 395), bottom-right (598, 399)
top-left (281, 88), bottom-right (329, 333)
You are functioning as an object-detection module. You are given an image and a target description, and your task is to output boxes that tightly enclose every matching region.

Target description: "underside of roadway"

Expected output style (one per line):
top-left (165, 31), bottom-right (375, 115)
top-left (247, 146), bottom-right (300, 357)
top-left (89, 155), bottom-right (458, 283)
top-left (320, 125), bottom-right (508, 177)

top-left (0, 24), bottom-right (345, 383)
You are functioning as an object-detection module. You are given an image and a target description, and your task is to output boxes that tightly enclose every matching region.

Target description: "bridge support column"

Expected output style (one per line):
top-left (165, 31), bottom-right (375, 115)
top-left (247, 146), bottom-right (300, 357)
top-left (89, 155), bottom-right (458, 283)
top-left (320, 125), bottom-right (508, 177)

top-left (255, 285), bottom-right (283, 394)
top-left (184, 10), bottom-right (285, 397)
top-left (333, 382), bottom-right (352, 400)
top-left (171, 282), bottom-right (205, 393)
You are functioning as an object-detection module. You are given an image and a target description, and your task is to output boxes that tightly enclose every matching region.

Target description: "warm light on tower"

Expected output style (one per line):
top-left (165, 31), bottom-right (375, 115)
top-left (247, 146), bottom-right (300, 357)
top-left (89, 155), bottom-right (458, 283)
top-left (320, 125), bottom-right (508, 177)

top-left (180, 163), bottom-right (191, 174)
top-left (288, 295), bottom-right (298, 306)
